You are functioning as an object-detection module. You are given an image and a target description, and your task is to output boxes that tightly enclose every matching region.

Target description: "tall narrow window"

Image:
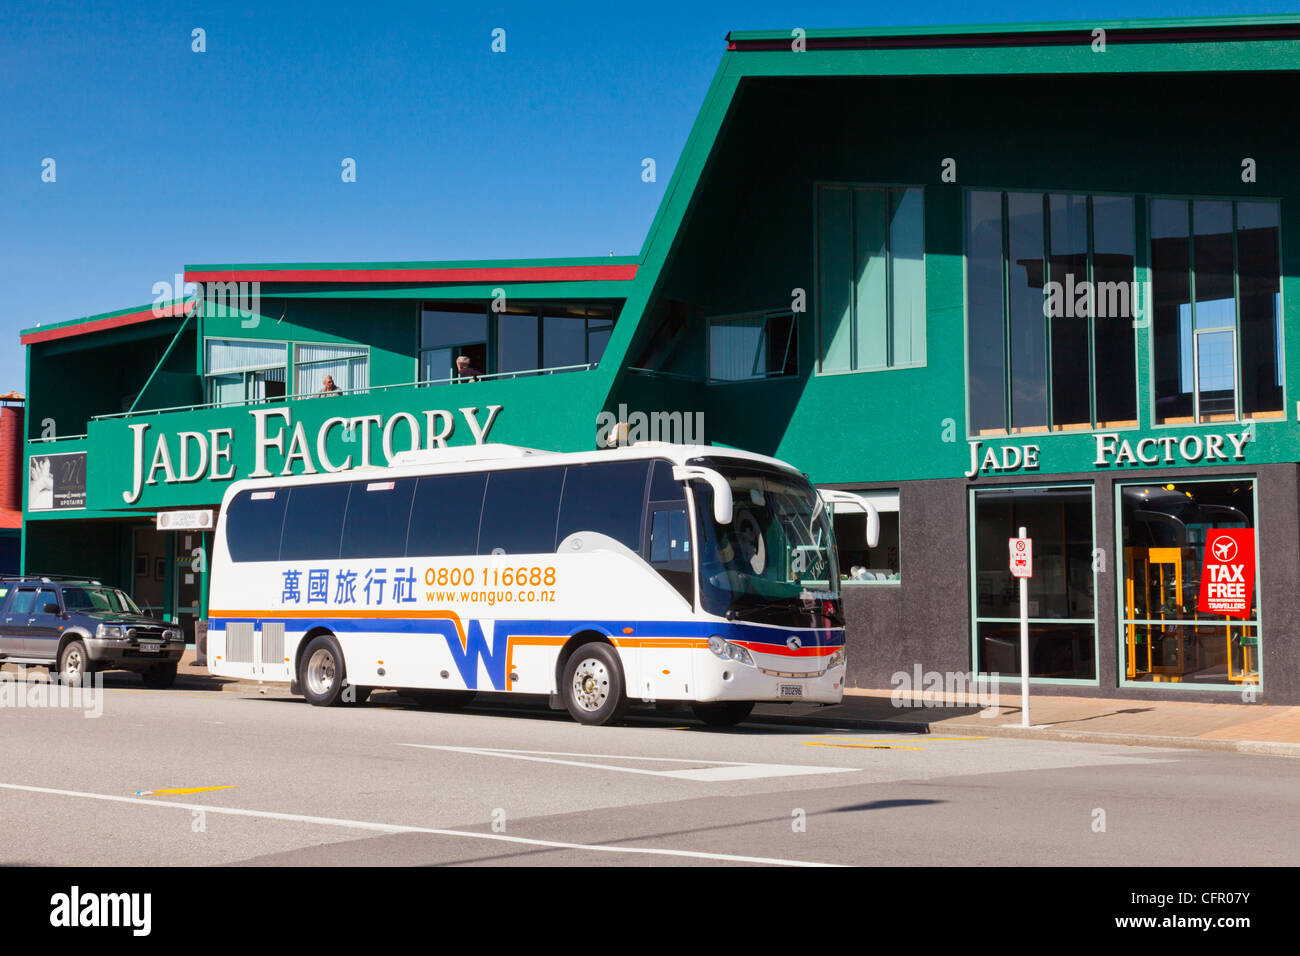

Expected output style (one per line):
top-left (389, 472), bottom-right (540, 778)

top-left (816, 184), bottom-right (926, 373)
top-left (1151, 198), bottom-right (1282, 424)
top-left (966, 191), bottom-right (1137, 435)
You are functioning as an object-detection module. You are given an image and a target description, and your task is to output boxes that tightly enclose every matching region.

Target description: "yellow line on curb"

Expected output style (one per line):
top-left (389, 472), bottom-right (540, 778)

top-left (136, 786), bottom-right (236, 797)
top-left (814, 736), bottom-right (987, 743)
top-left (801, 742), bottom-right (924, 751)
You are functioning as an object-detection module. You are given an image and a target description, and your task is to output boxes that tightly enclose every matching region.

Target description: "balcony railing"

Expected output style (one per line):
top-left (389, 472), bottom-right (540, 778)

top-left (89, 362), bottom-right (599, 421)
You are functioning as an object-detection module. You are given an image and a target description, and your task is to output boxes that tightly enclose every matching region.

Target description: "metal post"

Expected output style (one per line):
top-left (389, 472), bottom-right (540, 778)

top-left (1019, 525), bottom-right (1030, 728)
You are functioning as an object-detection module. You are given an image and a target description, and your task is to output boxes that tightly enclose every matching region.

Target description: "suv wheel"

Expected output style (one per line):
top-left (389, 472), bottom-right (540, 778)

top-left (58, 640), bottom-right (93, 687)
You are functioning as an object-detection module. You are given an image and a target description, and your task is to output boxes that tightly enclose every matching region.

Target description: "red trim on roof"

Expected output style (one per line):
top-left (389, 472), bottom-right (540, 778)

top-left (182, 264), bottom-right (639, 284)
top-left (21, 301), bottom-right (195, 346)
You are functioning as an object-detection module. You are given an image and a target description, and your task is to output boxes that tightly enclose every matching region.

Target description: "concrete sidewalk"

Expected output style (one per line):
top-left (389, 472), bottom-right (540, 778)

top-left (18, 650), bottom-right (1293, 757)
top-left (752, 688), bottom-right (1300, 757)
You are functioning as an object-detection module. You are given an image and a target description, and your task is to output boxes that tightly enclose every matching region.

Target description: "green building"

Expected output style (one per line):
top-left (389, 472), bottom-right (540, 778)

top-left (21, 15), bottom-right (1300, 702)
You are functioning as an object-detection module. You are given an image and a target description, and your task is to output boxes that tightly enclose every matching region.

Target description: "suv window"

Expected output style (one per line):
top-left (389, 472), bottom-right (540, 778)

top-left (9, 589), bottom-right (40, 615)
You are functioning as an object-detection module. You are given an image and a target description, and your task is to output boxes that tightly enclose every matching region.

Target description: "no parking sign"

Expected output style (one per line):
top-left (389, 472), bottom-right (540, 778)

top-left (1009, 536), bottom-right (1033, 578)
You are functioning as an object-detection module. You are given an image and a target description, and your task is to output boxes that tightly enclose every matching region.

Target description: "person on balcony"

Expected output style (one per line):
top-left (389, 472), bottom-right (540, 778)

top-left (320, 375), bottom-right (341, 396)
top-left (454, 355), bottom-right (481, 383)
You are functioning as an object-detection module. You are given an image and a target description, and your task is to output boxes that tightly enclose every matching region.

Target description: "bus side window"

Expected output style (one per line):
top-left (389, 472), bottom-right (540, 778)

top-left (556, 460), bottom-right (650, 552)
top-left (407, 473), bottom-right (488, 557)
top-left (342, 478), bottom-right (417, 559)
top-left (477, 467), bottom-right (566, 555)
top-left (280, 483), bottom-right (352, 561)
top-left (225, 489), bottom-right (289, 562)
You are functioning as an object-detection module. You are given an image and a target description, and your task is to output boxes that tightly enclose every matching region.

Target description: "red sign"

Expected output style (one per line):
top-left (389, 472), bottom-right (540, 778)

top-left (1008, 537), bottom-right (1032, 578)
top-left (1197, 528), bottom-right (1255, 617)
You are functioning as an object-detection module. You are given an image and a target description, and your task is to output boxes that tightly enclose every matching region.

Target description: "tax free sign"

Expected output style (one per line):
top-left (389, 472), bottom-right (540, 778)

top-left (99, 403), bottom-right (503, 508)
top-left (1197, 529), bottom-right (1255, 617)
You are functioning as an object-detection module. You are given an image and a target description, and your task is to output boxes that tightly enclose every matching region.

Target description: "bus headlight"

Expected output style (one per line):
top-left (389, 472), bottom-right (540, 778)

top-left (708, 635), bottom-right (754, 666)
top-left (827, 647), bottom-right (846, 669)
top-left (96, 625), bottom-right (124, 640)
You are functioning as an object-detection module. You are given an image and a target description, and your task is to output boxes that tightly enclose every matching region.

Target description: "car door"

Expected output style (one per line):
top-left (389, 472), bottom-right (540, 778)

top-left (25, 588), bottom-right (66, 662)
top-left (2, 588), bottom-right (40, 656)
top-left (0, 587), bottom-right (19, 655)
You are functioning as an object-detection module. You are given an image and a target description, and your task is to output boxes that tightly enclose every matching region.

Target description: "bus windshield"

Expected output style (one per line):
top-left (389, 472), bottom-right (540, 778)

top-left (689, 459), bottom-right (840, 627)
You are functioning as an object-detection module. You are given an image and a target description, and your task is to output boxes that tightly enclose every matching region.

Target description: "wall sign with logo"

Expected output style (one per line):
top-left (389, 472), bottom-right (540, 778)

top-left (28, 451), bottom-right (87, 511)
top-left (1198, 528), bottom-right (1255, 617)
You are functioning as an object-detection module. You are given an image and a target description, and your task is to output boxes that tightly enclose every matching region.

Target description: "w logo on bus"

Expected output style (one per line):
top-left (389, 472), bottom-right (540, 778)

top-left (439, 618), bottom-right (509, 691)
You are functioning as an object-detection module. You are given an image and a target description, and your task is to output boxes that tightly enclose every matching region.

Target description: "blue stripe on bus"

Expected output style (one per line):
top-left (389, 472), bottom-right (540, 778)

top-left (207, 616), bottom-right (843, 692)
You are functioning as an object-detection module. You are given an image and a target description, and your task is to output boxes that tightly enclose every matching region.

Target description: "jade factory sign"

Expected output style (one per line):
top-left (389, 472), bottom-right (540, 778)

top-left (62, 403), bottom-right (505, 512)
top-left (965, 429), bottom-right (1254, 478)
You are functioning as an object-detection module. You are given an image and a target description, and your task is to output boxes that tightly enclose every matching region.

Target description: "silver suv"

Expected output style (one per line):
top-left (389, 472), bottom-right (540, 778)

top-left (0, 576), bottom-right (186, 688)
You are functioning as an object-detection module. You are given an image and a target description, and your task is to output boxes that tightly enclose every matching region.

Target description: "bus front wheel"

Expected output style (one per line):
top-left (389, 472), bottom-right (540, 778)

top-left (300, 634), bottom-right (349, 707)
top-left (561, 642), bottom-right (630, 726)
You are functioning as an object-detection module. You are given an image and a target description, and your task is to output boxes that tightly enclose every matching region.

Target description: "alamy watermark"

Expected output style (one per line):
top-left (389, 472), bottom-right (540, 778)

top-left (596, 404), bottom-right (705, 447)
top-left (152, 272), bottom-right (261, 325)
top-left (0, 667), bottom-right (104, 718)
top-left (1043, 272), bottom-right (1148, 326)
top-left (890, 666), bottom-right (1000, 715)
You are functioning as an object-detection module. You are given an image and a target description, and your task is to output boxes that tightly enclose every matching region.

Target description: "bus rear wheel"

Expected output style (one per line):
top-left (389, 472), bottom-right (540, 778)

top-left (690, 701), bottom-right (755, 727)
top-left (561, 642), bottom-right (629, 726)
top-left (300, 634), bottom-right (349, 707)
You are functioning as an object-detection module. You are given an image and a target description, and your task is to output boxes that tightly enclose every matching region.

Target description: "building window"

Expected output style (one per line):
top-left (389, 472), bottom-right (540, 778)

top-left (816, 184), bottom-right (925, 373)
top-left (420, 308), bottom-right (488, 384)
top-left (420, 303), bottom-right (615, 384)
top-left (708, 312), bottom-right (797, 383)
top-left (825, 489), bottom-right (900, 583)
top-left (205, 339), bottom-right (288, 405)
top-left (1151, 200), bottom-right (1282, 424)
top-left (967, 191), bottom-right (1138, 436)
top-left (1120, 479), bottom-right (1259, 688)
top-left (971, 486), bottom-right (1096, 681)
top-left (295, 343), bottom-right (368, 397)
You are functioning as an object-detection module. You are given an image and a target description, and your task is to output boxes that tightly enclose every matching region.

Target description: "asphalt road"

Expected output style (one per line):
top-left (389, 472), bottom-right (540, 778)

top-left (1, 677), bottom-right (1297, 866)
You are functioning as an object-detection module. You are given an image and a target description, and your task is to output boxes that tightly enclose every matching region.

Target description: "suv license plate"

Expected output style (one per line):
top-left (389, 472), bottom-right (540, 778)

top-left (779, 684), bottom-right (803, 698)
top-left (139, 643), bottom-right (162, 654)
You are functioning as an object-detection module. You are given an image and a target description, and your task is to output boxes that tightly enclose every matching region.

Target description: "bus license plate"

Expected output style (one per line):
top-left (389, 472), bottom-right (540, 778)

top-left (779, 684), bottom-right (803, 698)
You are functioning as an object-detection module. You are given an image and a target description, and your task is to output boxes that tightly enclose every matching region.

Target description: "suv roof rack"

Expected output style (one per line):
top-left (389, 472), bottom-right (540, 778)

top-left (0, 574), bottom-right (103, 585)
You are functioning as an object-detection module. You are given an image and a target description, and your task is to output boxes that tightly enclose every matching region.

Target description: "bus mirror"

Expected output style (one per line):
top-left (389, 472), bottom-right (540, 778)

top-left (672, 466), bottom-right (733, 524)
top-left (818, 490), bottom-right (880, 549)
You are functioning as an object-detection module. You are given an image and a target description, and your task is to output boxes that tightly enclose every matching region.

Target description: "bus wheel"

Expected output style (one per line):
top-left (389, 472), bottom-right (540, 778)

top-left (402, 689), bottom-right (476, 710)
top-left (690, 701), bottom-right (755, 727)
top-left (561, 642), bottom-right (629, 726)
top-left (300, 635), bottom-right (348, 707)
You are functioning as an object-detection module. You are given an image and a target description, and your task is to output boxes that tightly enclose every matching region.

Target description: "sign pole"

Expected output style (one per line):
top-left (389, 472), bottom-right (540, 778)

top-left (1019, 525), bottom-right (1030, 728)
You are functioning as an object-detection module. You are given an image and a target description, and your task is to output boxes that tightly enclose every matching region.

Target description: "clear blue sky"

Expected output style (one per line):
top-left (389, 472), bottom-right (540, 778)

top-left (0, 0), bottom-right (1289, 394)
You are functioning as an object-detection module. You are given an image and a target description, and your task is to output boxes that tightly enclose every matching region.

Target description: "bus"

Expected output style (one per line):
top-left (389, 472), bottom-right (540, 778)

top-left (206, 442), bottom-right (878, 726)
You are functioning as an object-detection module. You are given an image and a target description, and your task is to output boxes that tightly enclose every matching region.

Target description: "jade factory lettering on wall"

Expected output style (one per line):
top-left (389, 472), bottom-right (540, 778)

top-left (965, 430), bottom-right (1252, 478)
top-left (122, 405), bottom-right (502, 504)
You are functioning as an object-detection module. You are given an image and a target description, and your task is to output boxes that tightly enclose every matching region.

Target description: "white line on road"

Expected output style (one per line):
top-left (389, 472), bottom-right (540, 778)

top-left (0, 781), bottom-right (838, 867)
top-left (399, 743), bottom-right (860, 781)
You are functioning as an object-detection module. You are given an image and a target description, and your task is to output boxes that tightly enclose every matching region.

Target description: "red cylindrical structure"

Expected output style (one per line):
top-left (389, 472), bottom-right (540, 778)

top-left (0, 404), bottom-right (25, 513)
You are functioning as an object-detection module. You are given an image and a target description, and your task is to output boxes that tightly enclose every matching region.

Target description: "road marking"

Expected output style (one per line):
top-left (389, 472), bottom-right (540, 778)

top-left (0, 781), bottom-right (837, 868)
top-left (811, 738), bottom-right (982, 749)
top-left (802, 742), bottom-right (923, 751)
top-left (135, 785), bottom-right (236, 797)
top-left (399, 744), bottom-right (857, 781)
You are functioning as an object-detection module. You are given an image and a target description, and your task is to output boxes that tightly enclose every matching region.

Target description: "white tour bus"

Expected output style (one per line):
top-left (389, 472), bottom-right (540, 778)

top-left (207, 442), bottom-right (878, 726)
